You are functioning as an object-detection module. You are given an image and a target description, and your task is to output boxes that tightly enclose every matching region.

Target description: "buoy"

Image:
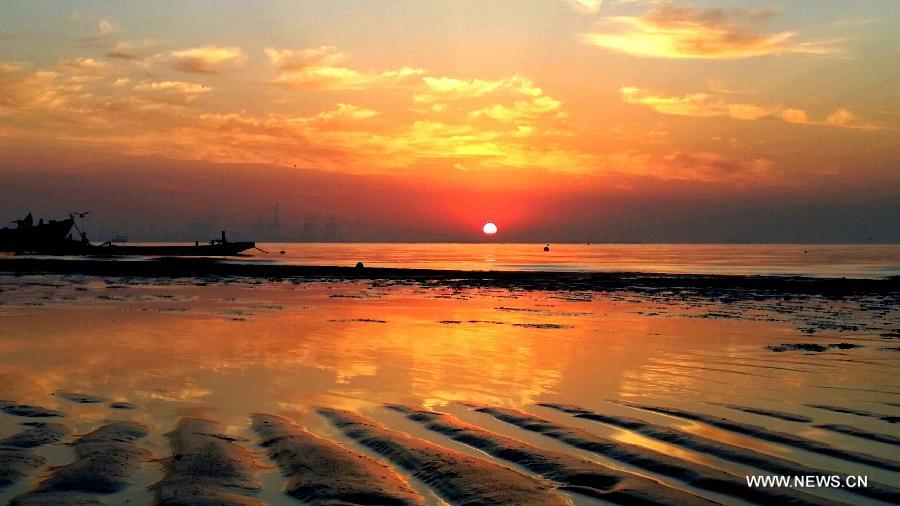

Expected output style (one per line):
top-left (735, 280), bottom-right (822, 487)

top-left (543, 244), bottom-right (550, 252)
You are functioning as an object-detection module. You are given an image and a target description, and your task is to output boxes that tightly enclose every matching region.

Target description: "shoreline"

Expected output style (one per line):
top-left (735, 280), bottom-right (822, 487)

top-left (1, 257), bottom-right (897, 295)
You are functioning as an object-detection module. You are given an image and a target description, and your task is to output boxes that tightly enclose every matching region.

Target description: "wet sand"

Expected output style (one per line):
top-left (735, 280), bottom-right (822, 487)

top-left (0, 270), bottom-right (897, 505)
top-left (1, 257), bottom-right (897, 295)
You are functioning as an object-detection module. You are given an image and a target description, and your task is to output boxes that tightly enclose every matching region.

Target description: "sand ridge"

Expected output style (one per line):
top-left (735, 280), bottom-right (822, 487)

top-left (152, 418), bottom-right (265, 506)
top-left (252, 413), bottom-right (424, 505)
top-left (387, 404), bottom-right (717, 505)
top-left (11, 421), bottom-right (150, 505)
top-left (465, 403), bottom-right (844, 506)
top-left (319, 407), bottom-right (571, 506)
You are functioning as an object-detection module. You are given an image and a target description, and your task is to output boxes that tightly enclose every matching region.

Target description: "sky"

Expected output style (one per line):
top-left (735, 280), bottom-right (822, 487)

top-left (0, 0), bottom-right (898, 242)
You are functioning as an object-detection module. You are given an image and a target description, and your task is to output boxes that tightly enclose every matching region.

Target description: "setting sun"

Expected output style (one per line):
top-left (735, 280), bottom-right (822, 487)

top-left (483, 222), bottom-right (498, 235)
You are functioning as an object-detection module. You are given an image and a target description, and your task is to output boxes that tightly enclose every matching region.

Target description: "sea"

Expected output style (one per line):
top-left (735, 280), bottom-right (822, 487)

top-left (4, 243), bottom-right (899, 278)
top-left (210, 243), bottom-right (894, 278)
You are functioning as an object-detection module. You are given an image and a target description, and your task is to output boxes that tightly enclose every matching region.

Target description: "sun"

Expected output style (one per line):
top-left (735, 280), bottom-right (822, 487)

top-left (482, 222), bottom-right (498, 234)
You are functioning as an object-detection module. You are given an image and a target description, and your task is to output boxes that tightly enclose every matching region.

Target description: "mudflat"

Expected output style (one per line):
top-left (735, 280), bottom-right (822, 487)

top-left (0, 272), bottom-right (897, 504)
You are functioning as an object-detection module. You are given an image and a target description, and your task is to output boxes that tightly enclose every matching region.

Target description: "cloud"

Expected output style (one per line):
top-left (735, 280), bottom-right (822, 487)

top-left (655, 151), bottom-right (779, 182)
top-left (585, 149), bottom-right (783, 183)
top-left (198, 103), bottom-right (377, 135)
top-left (779, 108), bottom-right (809, 124)
top-left (169, 46), bottom-right (245, 74)
top-left (825, 108), bottom-right (883, 130)
top-left (414, 76), bottom-right (543, 103)
top-left (620, 86), bottom-right (771, 119)
top-left (413, 75), bottom-right (566, 132)
top-left (207, 53), bottom-right (577, 170)
top-left (582, 1), bottom-right (838, 59)
top-left (106, 39), bottom-right (157, 61)
top-left (416, 77), bottom-right (513, 103)
top-left (0, 64), bottom-right (68, 115)
top-left (287, 69), bottom-right (422, 90)
top-left (132, 81), bottom-right (210, 105)
top-left (273, 65), bottom-right (424, 91)
top-left (620, 86), bottom-right (884, 129)
top-left (59, 57), bottom-right (108, 74)
top-left (0, 67), bottom-right (791, 185)
top-left (98, 17), bottom-right (118, 36)
top-left (3, 54), bottom-right (586, 176)
top-left (264, 46), bottom-right (348, 69)
top-left (0, 62), bottom-right (24, 74)
top-left (469, 96), bottom-right (563, 122)
top-left (312, 103), bottom-right (378, 122)
top-left (7, 48), bottom-right (882, 186)
top-left (565, 0), bottom-right (602, 14)
top-left (415, 77), bottom-right (504, 102)
top-left (364, 120), bottom-right (592, 172)
top-left (266, 45), bottom-right (424, 90)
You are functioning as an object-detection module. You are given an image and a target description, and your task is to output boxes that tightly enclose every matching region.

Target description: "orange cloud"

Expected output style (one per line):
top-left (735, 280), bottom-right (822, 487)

top-left (412, 75), bottom-right (565, 131)
top-left (59, 57), bottom-right (108, 74)
top-left (825, 108), bottom-right (883, 130)
top-left (273, 65), bottom-right (424, 91)
top-left (779, 108), bottom-right (810, 124)
top-left (0, 64), bottom-right (68, 115)
top-left (414, 76), bottom-right (542, 103)
top-left (266, 47), bottom-right (424, 91)
top-left (132, 81), bottom-right (210, 105)
top-left (0, 55), bottom-right (689, 181)
top-left (0, 67), bottom-right (789, 186)
top-left (106, 39), bottom-right (157, 61)
top-left (169, 46), bottom-right (245, 74)
top-left (266, 46), bottom-right (424, 90)
top-left (415, 77), bottom-right (506, 102)
top-left (565, 0), bottom-right (602, 14)
top-left (620, 86), bottom-right (884, 130)
top-left (3, 54), bottom-right (589, 175)
top-left (264, 46), bottom-right (348, 69)
top-left (469, 96), bottom-right (563, 123)
top-left (583, 2), bottom-right (838, 59)
top-left (620, 86), bottom-right (771, 119)
top-left (2, 43), bottom-right (881, 189)
top-left (654, 151), bottom-right (779, 182)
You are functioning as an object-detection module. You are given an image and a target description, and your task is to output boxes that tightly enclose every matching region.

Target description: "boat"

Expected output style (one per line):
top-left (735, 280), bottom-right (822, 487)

top-left (0, 213), bottom-right (76, 251)
top-left (86, 231), bottom-right (255, 256)
top-left (2, 213), bottom-right (255, 256)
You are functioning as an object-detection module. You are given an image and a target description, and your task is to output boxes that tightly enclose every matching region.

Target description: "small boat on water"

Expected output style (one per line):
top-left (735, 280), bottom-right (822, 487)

top-left (86, 231), bottom-right (255, 256)
top-left (1, 213), bottom-right (255, 256)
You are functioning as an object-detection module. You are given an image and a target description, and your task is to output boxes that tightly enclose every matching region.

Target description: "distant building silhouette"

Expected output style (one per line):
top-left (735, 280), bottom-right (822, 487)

top-left (270, 204), bottom-right (281, 240)
top-left (300, 220), bottom-right (317, 241)
top-left (188, 217), bottom-right (216, 241)
top-left (323, 218), bottom-right (339, 242)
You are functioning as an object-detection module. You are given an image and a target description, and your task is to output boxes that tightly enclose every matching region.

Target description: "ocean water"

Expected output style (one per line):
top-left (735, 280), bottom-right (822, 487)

top-left (3, 243), bottom-right (899, 278)
top-left (236, 243), bottom-right (900, 279)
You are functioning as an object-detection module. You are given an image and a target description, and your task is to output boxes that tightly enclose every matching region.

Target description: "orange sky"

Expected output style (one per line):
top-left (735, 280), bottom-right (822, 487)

top-left (0, 1), bottom-right (897, 241)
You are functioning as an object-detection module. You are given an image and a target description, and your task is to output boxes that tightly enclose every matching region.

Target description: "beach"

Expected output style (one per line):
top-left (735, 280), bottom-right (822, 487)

top-left (0, 251), bottom-right (898, 505)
